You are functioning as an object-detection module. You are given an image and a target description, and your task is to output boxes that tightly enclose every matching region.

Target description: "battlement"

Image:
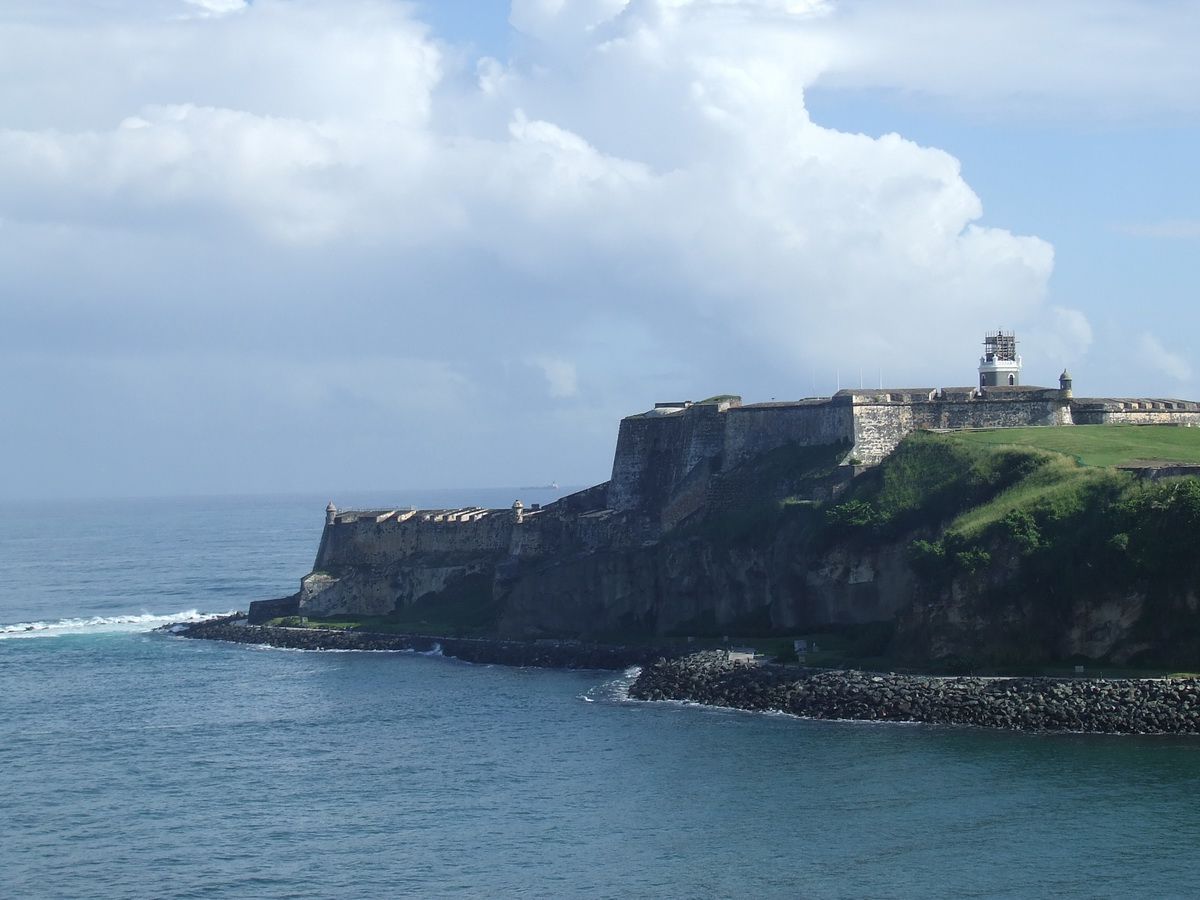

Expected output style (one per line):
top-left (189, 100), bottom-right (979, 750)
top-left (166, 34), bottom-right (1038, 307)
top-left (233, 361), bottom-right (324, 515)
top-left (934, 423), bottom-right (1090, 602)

top-left (607, 379), bottom-right (1200, 515)
top-left (293, 329), bottom-right (1200, 626)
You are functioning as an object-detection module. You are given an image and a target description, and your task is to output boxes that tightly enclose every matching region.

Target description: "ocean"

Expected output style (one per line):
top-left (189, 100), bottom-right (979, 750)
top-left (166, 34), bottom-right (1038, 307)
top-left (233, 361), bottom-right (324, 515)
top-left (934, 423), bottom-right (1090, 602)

top-left (2, 492), bottom-right (1199, 899)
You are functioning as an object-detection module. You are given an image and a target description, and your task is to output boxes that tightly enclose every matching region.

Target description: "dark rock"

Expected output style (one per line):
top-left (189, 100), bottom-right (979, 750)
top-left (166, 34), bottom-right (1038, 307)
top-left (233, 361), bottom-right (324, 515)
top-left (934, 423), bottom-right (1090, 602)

top-left (628, 653), bottom-right (1200, 735)
top-left (163, 616), bottom-right (681, 670)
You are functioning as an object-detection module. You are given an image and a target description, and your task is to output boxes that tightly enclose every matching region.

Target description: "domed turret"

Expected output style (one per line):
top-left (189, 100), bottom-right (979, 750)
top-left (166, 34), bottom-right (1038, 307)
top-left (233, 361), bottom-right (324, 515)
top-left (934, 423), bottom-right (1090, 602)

top-left (512, 499), bottom-right (525, 524)
top-left (1059, 369), bottom-right (1073, 398)
top-left (325, 501), bottom-right (337, 526)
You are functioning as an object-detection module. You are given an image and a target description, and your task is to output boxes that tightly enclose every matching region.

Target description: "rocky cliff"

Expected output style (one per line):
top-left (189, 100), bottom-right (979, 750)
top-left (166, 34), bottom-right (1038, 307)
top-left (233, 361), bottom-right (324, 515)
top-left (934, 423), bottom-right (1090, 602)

top-left (265, 432), bottom-right (1200, 670)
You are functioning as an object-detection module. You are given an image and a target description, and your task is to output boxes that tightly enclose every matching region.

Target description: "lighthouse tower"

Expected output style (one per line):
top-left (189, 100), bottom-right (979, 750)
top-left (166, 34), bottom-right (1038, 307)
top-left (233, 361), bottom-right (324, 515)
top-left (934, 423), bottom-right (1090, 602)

top-left (979, 330), bottom-right (1022, 388)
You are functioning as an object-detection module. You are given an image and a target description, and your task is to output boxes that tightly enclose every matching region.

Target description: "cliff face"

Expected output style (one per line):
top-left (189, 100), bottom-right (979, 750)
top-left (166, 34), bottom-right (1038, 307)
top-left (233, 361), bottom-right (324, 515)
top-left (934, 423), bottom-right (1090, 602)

top-left (498, 528), bottom-right (918, 639)
top-left (280, 430), bottom-right (1200, 669)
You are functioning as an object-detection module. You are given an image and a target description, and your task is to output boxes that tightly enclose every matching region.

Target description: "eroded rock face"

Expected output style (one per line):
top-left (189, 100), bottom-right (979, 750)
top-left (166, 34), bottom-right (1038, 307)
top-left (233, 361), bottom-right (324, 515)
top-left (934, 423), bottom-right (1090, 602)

top-left (496, 535), bottom-right (917, 639)
top-left (287, 434), bottom-right (1200, 668)
top-left (299, 557), bottom-right (498, 618)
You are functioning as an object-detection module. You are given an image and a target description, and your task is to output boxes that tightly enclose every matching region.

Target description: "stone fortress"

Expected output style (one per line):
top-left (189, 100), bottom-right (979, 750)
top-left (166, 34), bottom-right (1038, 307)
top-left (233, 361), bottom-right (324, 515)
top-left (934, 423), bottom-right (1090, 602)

top-left (280, 332), bottom-right (1200, 622)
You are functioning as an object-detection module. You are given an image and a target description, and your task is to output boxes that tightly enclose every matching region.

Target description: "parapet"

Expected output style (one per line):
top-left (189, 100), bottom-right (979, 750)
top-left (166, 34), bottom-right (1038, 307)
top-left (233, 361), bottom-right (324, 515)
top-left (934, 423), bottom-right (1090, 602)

top-left (1071, 397), bottom-right (1200, 413)
top-left (842, 386), bottom-right (1064, 404)
top-left (633, 395), bottom-right (744, 419)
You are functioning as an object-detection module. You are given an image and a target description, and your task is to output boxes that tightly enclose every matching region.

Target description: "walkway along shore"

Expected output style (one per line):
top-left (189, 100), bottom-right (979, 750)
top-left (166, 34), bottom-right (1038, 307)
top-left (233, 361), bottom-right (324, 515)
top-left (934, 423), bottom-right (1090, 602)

top-left (631, 651), bottom-right (1200, 735)
top-left (170, 619), bottom-right (1200, 734)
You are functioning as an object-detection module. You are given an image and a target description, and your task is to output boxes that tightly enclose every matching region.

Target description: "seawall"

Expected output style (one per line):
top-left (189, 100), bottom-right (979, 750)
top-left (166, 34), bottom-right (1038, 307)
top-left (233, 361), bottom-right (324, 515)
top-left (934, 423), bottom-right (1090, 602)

top-left (632, 652), bottom-right (1200, 735)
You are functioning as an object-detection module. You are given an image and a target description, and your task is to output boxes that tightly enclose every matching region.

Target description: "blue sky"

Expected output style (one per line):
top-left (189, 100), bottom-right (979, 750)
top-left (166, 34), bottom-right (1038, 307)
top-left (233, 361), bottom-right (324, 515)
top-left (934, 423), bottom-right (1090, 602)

top-left (1, 0), bottom-right (1197, 499)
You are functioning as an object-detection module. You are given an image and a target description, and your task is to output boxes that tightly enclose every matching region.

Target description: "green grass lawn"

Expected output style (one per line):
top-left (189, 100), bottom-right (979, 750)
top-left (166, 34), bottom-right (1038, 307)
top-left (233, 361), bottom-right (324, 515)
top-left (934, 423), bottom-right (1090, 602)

top-left (948, 424), bottom-right (1200, 468)
top-left (949, 453), bottom-right (1125, 536)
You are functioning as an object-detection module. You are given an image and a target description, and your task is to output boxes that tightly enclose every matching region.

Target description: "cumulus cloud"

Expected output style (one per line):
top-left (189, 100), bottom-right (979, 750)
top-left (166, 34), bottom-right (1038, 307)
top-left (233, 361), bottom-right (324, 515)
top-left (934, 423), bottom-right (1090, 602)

top-left (530, 356), bottom-right (580, 398)
top-left (809, 0), bottom-right (1200, 120)
top-left (1020, 307), bottom-right (1092, 379)
top-left (1137, 334), bottom-right (1193, 384)
top-left (0, 0), bottom-right (1116, 496)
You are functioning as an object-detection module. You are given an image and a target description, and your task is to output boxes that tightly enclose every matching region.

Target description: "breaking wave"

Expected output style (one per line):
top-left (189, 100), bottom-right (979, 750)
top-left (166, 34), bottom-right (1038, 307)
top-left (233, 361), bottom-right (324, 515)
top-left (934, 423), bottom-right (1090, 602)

top-left (581, 666), bottom-right (641, 703)
top-left (0, 610), bottom-right (234, 640)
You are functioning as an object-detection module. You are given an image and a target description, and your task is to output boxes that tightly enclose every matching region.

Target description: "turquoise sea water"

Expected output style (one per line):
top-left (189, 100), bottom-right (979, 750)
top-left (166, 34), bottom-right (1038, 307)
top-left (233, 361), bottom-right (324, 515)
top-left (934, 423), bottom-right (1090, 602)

top-left (2, 494), bottom-right (1200, 899)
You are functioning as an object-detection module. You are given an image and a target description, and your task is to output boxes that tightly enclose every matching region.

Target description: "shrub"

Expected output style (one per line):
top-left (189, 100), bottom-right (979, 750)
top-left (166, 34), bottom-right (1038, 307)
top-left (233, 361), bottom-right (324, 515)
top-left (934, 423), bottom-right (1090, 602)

top-left (907, 538), bottom-right (946, 578)
top-left (1002, 508), bottom-right (1042, 554)
top-left (954, 547), bottom-right (992, 574)
top-left (825, 499), bottom-right (880, 528)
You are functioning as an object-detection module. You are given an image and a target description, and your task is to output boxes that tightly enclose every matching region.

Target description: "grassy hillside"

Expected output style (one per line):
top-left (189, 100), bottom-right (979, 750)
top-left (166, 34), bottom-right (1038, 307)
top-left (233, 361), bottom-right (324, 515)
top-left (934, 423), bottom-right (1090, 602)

top-left (829, 429), bottom-right (1200, 582)
top-left (949, 424), bottom-right (1200, 467)
top-left (818, 429), bottom-right (1200, 667)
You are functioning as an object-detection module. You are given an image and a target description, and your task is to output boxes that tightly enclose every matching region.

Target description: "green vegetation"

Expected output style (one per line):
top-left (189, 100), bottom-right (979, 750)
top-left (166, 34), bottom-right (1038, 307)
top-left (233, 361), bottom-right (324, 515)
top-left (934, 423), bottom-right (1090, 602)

top-left (677, 426), bottom-right (1200, 668)
top-left (950, 424), bottom-right (1200, 467)
top-left (814, 427), bottom-right (1200, 668)
top-left (824, 431), bottom-right (1048, 540)
top-left (279, 426), bottom-right (1200, 672)
top-left (947, 453), bottom-right (1126, 537)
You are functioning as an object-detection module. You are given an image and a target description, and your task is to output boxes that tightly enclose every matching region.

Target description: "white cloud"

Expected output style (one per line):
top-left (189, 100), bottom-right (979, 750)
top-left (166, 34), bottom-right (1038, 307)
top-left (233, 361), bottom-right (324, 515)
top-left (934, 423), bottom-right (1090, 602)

top-left (0, 1), bottom-right (1069, 345)
top-left (184, 0), bottom-right (247, 17)
top-left (1137, 334), bottom-right (1193, 384)
top-left (1018, 306), bottom-right (1091, 378)
top-left (809, 0), bottom-right (1200, 120)
top-left (530, 356), bottom-right (580, 398)
top-left (0, 0), bottom-right (1127, 496)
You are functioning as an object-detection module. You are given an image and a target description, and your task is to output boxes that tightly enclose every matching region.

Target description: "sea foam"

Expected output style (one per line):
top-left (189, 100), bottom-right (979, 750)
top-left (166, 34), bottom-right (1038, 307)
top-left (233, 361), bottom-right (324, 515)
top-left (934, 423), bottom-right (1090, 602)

top-left (0, 609), bottom-right (233, 640)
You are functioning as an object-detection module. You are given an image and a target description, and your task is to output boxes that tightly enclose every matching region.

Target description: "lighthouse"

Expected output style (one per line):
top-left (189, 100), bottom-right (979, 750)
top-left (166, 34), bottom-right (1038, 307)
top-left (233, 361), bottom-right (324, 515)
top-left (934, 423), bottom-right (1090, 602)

top-left (979, 330), bottom-right (1022, 388)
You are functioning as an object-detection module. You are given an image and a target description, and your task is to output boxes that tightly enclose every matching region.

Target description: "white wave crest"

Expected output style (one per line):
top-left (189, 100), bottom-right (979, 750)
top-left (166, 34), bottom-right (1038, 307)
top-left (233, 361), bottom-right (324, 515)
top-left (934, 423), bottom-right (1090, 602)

top-left (0, 609), bottom-right (234, 640)
top-left (581, 666), bottom-right (642, 704)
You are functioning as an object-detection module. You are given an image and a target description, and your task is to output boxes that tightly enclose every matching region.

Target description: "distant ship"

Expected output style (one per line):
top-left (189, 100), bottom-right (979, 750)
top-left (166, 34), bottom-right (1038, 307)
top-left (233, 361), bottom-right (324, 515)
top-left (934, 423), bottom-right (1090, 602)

top-left (519, 481), bottom-right (560, 491)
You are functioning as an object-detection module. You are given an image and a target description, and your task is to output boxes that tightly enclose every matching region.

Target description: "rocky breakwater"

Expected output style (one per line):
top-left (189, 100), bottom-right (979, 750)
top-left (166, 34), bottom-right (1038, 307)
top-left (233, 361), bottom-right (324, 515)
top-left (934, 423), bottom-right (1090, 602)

top-left (630, 652), bottom-right (1200, 734)
top-left (169, 616), bottom-right (677, 670)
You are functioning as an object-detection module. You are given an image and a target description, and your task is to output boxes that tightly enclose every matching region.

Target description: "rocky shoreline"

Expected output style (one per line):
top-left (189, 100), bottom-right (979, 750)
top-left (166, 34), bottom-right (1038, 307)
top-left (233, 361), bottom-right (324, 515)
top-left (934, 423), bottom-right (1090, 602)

top-left (630, 651), bottom-right (1200, 735)
top-left (167, 615), bottom-right (675, 670)
top-left (169, 619), bottom-right (1200, 734)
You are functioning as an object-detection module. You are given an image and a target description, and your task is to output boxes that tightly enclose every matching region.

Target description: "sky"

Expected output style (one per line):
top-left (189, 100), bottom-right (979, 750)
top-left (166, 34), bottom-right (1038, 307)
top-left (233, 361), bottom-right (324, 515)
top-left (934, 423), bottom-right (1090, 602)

top-left (1, 0), bottom-right (1197, 500)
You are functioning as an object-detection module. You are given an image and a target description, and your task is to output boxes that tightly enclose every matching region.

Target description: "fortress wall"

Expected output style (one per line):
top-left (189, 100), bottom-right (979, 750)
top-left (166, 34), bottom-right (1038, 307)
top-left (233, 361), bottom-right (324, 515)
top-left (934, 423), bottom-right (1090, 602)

top-left (315, 514), bottom-right (516, 569)
top-left (850, 393), bottom-right (1069, 463)
top-left (1096, 411), bottom-right (1200, 426)
top-left (911, 398), bottom-right (1064, 431)
top-left (608, 405), bottom-right (726, 511)
top-left (850, 399), bottom-right (919, 464)
top-left (551, 482), bottom-right (611, 514)
top-left (1071, 400), bottom-right (1200, 427)
top-left (659, 456), bottom-right (717, 531)
top-left (722, 400), bottom-right (854, 469)
top-left (508, 519), bottom-right (546, 556)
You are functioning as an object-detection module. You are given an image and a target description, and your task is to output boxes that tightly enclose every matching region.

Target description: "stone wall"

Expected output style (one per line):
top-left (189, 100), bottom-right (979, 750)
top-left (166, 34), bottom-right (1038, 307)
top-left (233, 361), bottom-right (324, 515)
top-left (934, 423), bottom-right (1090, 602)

top-left (608, 397), bottom-right (856, 512)
top-left (1072, 398), bottom-right (1200, 427)
top-left (608, 388), bottom-right (1086, 507)
top-left (303, 387), bottom-right (1200, 604)
top-left (848, 388), bottom-right (1070, 463)
top-left (315, 512), bottom-right (517, 570)
top-left (723, 399), bottom-right (854, 468)
top-left (607, 403), bottom-right (728, 512)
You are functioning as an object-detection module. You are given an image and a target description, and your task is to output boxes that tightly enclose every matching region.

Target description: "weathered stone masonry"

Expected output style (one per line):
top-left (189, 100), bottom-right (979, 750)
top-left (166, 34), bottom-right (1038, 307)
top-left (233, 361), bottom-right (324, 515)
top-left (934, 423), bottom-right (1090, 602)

top-left (287, 366), bottom-right (1200, 623)
top-left (605, 386), bottom-right (1200, 512)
